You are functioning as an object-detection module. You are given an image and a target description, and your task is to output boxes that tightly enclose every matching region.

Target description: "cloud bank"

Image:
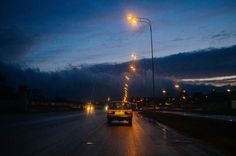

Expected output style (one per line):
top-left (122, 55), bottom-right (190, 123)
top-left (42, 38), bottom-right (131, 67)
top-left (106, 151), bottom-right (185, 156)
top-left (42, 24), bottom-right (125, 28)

top-left (0, 46), bottom-right (235, 101)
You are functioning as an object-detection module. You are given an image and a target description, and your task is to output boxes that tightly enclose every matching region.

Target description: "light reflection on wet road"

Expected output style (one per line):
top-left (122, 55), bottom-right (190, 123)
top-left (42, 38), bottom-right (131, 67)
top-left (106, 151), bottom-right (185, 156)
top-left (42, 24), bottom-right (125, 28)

top-left (0, 110), bottom-right (223, 156)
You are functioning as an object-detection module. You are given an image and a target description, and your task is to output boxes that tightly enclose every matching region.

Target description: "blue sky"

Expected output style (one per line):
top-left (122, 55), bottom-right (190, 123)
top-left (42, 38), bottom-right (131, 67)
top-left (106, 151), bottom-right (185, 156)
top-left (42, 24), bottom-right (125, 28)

top-left (1, 0), bottom-right (236, 71)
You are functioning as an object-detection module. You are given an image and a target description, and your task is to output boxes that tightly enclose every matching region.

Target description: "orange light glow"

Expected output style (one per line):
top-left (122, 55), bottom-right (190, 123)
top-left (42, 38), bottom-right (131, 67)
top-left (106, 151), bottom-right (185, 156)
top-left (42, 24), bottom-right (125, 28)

top-left (174, 84), bottom-right (180, 89)
top-left (130, 65), bottom-right (136, 72)
top-left (127, 15), bottom-right (132, 20)
top-left (131, 19), bottom-right (137, 24)
top-left (127, 14), bottom-right (138, 25)
top-left (125, 75), bottom-right (130, 81)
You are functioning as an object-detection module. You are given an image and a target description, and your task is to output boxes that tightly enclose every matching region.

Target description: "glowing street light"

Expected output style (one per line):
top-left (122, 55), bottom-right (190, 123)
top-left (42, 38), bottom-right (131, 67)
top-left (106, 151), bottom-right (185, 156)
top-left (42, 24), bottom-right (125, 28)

top-left (174, 84), bottom-right (180, 90)
top-left (125, 75), bottom-right (130, 81)
top-left (131, 53), bottom-right (137, 61)
top-left (127, 15), bottom-right (132, 20)
top-left (162, 89), bottom-right (167, 95)
top-left (131, 19), bottom-right (137, 24)
top-left (127, 14), bottom-right (156, 97)
top-left (227, 88), bottom-right (231, 93)
top-left (130, 65), bottom-right (136, 72)
top-left (127, 15), bottom-right (138, 25)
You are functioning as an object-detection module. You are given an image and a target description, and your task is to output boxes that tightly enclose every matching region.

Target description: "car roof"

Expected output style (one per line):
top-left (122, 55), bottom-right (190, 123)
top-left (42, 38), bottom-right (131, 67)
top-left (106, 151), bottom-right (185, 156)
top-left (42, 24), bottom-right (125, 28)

top-left (110, 101), bottom-right (130, 103)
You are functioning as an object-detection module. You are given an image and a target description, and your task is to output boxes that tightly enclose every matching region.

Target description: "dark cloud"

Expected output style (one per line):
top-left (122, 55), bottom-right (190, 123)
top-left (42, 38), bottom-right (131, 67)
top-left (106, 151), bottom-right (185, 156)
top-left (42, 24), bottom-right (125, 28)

top-left (156, 45), bottom-right (236, 78)
top-left (0, 27), bottom-right (40, 61)
top-left (0, 0), bottom-right (123, 63)
top-left (0, 45), bottom-right (235, 101)
top-left (171, 37), bottom-right (192, 42)
top-left (0, 0), bottom-right (121, 25)
top-left (211, 30), bottom-right (234, 41)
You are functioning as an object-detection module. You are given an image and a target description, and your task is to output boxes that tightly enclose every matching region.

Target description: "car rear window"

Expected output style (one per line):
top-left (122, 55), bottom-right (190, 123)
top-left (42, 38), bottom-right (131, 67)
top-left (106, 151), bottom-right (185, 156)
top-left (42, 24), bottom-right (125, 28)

top-left (109, 102), bottom-right (131, 110)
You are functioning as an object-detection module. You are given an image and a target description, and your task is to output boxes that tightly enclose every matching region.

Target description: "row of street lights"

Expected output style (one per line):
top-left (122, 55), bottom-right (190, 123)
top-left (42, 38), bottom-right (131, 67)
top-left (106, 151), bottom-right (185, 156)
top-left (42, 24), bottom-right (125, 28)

top-left (124, 51), bottom-right (181, 101)
top-left (125, 14), bottom-right (233, 102)
top-left (123, 72), bottom-right (130, 102)
top-left (161, 86), bottom-right (232, 97)
top-left (122, 52), bottom-right (137, 102)
top-left (127, 14), bottom-right (156, 97)
top-left (161, 84), bottom-right (180, 96)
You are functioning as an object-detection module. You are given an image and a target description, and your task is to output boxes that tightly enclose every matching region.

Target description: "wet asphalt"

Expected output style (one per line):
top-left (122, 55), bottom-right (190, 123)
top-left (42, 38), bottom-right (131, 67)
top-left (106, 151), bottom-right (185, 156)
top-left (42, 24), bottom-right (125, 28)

top-left (0, 110), bottom-right (224, 156)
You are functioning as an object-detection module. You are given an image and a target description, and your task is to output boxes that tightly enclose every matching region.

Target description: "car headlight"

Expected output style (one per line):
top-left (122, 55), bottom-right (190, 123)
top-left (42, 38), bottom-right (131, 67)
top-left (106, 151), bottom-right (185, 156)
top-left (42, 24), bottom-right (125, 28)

top-left (86, 106), bottom-right (90, 111)
top-left (105, 106), bottom-right (108, 111)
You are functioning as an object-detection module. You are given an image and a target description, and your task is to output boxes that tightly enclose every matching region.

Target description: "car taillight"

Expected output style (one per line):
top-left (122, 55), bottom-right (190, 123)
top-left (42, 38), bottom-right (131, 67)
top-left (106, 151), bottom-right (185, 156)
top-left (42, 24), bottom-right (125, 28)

top-left (108, 110), bottom-right (113, 114)
top-left (127, 110), bottom-right (132, 114)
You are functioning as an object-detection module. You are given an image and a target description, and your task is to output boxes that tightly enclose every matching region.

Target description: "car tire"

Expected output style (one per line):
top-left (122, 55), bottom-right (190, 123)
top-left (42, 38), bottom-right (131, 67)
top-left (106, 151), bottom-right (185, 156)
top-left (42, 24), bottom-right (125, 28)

top-left (129, 118), bottom-right (132, 126)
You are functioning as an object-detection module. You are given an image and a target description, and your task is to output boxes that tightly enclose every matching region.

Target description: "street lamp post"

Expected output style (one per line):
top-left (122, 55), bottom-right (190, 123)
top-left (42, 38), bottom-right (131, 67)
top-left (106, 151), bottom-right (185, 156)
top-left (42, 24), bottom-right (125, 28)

top-left (127, 15), bottom-right (155, 97)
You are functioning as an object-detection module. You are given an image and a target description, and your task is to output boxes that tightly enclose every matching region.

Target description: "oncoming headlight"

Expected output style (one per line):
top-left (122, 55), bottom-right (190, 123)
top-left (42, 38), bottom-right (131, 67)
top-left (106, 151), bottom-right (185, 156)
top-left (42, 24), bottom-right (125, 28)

top-left (105, 105), bottom-right (108, 111)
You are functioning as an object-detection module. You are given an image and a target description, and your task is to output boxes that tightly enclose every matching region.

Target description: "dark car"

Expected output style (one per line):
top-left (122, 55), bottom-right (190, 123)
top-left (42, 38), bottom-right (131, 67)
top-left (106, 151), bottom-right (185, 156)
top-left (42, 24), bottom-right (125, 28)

top-left (107, 101), bottom-right (133, 125)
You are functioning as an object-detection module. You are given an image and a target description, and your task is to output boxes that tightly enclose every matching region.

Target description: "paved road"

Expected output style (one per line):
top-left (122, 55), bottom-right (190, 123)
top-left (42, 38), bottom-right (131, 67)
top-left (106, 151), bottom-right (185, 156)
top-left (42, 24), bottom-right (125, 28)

top-left (0, 110), bottom-right (224, 156)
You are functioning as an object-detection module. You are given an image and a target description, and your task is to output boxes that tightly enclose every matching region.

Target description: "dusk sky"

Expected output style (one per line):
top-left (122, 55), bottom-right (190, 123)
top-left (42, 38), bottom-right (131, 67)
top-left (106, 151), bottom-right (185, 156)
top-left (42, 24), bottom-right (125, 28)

top-left (1, 0), bottom-right (236, 71)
